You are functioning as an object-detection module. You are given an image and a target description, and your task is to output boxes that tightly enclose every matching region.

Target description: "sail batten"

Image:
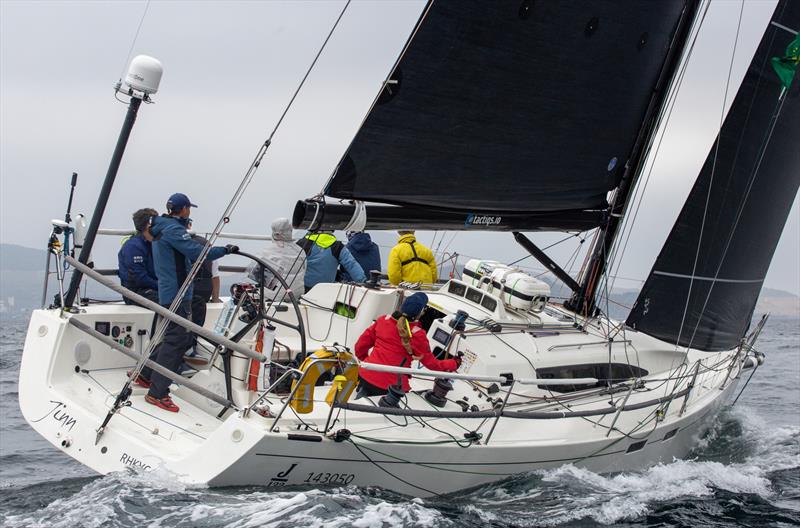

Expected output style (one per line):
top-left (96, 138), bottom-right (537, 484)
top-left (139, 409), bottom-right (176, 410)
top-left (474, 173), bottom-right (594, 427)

top-left (652, 271), bottom-right (765, 284)
top-left (627, 0), bottom-right (800, 352)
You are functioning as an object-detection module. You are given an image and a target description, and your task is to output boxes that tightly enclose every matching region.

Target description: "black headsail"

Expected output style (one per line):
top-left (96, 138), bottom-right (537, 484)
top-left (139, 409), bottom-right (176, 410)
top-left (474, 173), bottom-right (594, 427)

top-left (295, 0), bottom-right (698, 232)
top-left (626, 0), bottom-right (800, 352)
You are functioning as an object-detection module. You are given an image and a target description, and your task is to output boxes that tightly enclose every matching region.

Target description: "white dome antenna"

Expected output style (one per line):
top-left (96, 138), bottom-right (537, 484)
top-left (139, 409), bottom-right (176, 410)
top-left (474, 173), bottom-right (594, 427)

top-left (122, 55), bottom-right (163, 99)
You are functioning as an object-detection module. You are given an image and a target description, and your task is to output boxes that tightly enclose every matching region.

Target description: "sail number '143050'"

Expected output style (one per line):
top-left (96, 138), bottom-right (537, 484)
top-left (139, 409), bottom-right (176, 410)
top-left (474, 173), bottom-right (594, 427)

top-left (304, 472), bottom-right (355, 485)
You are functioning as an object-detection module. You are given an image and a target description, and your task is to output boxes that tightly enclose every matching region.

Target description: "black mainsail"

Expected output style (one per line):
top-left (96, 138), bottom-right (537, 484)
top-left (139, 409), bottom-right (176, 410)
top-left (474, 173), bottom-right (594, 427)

top-left (295, 0), bottom-right (698, 232)
top-left (626, 0), bottom-right (800, 351)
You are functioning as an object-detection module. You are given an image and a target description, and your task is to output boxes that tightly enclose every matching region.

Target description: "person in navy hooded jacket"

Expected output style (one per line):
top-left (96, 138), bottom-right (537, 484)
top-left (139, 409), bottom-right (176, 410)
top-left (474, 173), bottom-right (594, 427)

top-left (341, 231), bottom-right (381, 282)
top-left (118, 208), bottom-right (159, 304)
top-left (134, 193), bottom-right (235, 412)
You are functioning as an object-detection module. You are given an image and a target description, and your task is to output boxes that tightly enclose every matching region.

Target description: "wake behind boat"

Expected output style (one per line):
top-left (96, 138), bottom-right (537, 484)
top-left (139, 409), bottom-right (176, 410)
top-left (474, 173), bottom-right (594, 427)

top-left (17, 0), bottom-right (799, 497)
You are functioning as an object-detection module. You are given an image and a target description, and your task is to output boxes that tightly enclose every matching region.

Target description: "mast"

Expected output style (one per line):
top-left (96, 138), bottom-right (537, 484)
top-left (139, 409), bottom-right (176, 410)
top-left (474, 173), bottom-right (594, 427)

top-left (62, 56), bottom-right (162, 308)
top-left (564, 0), bottom-right (701, 317)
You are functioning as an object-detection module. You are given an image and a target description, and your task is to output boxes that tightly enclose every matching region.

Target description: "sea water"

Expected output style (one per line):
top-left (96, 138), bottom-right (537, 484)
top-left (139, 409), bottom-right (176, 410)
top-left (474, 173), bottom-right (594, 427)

top-left (1, 317), bottom-right (797, 527)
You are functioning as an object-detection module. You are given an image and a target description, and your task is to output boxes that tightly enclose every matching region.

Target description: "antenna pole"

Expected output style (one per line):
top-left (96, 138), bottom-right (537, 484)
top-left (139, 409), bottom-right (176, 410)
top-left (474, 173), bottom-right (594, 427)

top-left (63, 96), bottom-right (142, 307)
top-left (65, 172), bottom-right (78, 224)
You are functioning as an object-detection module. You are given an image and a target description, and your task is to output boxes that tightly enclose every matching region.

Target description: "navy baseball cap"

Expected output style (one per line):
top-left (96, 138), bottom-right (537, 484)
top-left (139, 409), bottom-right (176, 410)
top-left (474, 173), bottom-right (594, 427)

top-left (401, 292), bottom-right (428, 319)
top-left (166, 193), bottom-right (197, 212)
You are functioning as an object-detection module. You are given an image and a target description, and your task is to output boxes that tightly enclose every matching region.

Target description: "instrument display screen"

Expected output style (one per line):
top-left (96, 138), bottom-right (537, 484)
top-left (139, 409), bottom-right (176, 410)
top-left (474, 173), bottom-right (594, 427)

top-left (481, 296), bottom-right (498, 311)
top-left (94, 321), bottom-right (110, 336)
top-left (432, 327), bottom-right (450, 345)
top-left (448, 282), bottom-right (466, 297)
top-left (466, 288), bottom-right (483, 304)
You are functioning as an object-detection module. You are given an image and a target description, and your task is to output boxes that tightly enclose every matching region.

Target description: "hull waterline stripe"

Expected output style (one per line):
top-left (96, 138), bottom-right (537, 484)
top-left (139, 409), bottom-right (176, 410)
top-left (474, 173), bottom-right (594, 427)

top-left (254, 448), bottom-right (625, 468)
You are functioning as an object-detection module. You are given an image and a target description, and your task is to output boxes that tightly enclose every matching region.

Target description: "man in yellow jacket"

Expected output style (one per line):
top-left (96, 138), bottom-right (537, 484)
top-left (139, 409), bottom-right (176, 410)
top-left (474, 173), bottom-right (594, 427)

top-left (387, 231), bottom-right (438, 285)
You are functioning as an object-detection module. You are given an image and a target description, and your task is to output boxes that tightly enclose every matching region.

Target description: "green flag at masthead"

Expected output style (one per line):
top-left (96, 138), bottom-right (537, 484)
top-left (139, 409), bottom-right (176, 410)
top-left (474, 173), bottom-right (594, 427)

top-left (771, 34), bottom-right (800, 90)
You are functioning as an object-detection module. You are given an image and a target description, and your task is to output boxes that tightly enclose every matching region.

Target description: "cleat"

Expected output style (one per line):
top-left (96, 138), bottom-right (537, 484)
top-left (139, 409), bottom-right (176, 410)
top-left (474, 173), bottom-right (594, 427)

top-left (145, 394), bottom-right (180, 412)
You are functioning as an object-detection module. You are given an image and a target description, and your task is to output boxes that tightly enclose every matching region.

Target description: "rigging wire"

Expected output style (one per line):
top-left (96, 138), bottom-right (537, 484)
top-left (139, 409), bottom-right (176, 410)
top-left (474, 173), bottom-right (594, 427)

top-left (682, 1), bottom-right (791, 353)
top-left (602, 0), bottom-right (712, 298)
top-left (685, 94), bottom-right (787, 352)
top-left (319, 0), bottom-right (435, 194)
top-left (118, 0), bottom-right (151, 81)
top-left (106, 0), bottom-right (353, 426)
top-left (674, 0), bottom-right (746, 353)
top-left (506, 232), bottom-right (583, 267)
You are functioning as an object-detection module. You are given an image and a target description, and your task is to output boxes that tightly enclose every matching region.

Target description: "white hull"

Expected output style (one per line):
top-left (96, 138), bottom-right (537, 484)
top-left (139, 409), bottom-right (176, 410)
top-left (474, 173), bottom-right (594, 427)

top-left (19, 283), bottom-right (753, 497)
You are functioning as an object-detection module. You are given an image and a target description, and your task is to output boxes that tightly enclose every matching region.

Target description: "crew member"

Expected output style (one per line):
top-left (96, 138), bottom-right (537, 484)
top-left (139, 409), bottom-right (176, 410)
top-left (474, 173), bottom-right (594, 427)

top-left (354, 292), bottom-right (461, 397)
top-left (186, 219), bottom-right (220, 365)
top-left (136, 193), bottom-right (236, 412)
top-left (117, 208), bottom-right (159, 304)
top-left (298, 230), bottom-right (365, 293)
top-left (247, 217), bottom-right (306, 300)
top-left (387, 231), bottom-right (437, 285)
top-left (341, 230), bottom-right (381, 282)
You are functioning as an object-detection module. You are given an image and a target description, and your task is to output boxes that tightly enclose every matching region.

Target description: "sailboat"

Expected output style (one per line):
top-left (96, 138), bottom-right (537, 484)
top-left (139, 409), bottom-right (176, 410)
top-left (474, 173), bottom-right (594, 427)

top-left (17, 0), bottom-right (798, 497)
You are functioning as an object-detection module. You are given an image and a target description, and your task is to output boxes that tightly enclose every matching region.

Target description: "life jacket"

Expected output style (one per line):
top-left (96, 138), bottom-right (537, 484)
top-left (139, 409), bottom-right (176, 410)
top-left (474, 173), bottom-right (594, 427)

top-left (401, 240), bottom-right (431, 267)
top-left (297, 233), bottom-right (345, 259)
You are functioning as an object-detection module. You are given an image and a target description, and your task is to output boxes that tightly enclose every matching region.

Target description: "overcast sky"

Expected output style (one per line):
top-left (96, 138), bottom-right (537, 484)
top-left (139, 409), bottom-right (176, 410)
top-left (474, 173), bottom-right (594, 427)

top-left (1, 0), bottom-right (797, 295)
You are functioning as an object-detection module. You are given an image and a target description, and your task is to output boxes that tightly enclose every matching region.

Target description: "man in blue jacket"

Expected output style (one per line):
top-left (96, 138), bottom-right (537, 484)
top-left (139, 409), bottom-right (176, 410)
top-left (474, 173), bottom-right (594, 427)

top-left (118, 208), bottom-right (159, 304)
top-left (298, 231), bottom-right (365, 293)
top-left (136, 193), bottom-right (235, 412)
top-left (342, 231), bottom-right (381, 282)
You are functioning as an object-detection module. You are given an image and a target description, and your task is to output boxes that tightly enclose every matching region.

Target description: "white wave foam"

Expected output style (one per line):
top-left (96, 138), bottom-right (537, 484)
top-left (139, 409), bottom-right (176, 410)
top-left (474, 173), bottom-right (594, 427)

top-left (462, 406), bottom-right (799, 526)
top-left (523, 459), bottom-right (776, 526)
top-left (730, 405), bottom-right (800, 473)
top-left (2, 475), bottom-right (449, 528)
top-left (161, 489), bottom-right (448, 528)
top-left (5, 403), bottom-right (795, 527)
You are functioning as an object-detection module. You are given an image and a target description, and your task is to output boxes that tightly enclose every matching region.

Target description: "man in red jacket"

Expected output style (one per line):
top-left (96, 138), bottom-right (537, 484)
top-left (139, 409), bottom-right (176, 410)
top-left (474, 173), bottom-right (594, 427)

top-left (354, 292), bottom-right (461, 397)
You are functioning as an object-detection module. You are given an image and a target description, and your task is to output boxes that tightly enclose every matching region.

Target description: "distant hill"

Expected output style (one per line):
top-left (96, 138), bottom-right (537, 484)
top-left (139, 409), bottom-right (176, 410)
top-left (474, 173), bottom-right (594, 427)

top-left (0, 243), bottom-right (797, 322)
top-left (0, 243), bottom-right (47, 271)
top-left (0, 244), bottom-right (49, 320)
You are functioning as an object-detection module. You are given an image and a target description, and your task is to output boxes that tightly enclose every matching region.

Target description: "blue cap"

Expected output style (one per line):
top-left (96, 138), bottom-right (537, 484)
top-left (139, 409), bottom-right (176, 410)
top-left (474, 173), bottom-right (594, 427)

top-left (401, 292), bottom-right (428, 319)
top-left (166, 193), bottom-right (197, 212)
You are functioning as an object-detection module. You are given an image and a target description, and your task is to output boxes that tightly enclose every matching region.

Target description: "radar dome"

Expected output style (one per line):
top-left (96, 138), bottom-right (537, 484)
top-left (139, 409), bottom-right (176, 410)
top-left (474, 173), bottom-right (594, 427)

top-left (124, 55), bottom-right (163, 95)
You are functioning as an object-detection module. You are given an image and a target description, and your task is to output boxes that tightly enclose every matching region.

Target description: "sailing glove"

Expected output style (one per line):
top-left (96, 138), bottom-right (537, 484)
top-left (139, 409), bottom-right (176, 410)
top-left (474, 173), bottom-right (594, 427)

top-left (225, 244), bottom-right (239, 254)
top-left (453, 351), bottom-right (464, 369)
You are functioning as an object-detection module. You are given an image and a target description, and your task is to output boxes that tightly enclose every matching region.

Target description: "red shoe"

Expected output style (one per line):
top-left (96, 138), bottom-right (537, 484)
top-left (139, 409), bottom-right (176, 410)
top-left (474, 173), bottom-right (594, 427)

top-left (145, 394), bottom-right (180, 412)
top-left (126, 370), bottom-right (152, 389)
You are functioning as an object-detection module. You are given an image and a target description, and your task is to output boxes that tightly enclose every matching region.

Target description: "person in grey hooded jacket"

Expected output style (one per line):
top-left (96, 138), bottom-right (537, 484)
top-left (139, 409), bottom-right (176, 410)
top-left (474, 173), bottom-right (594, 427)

top-left (247, 217), bottom-right (306, 301)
